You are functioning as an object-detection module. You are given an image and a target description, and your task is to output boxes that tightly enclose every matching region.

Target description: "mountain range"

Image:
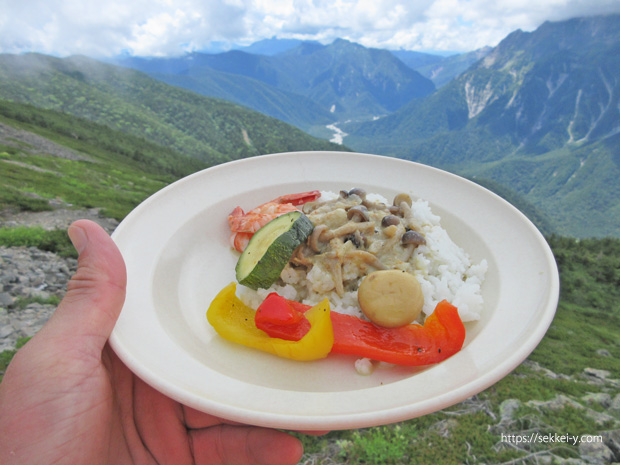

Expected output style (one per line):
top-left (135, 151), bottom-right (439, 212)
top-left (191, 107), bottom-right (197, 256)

top-left (112, 38), bottom-right (438, 134)
top-left (0, 14), bottom-right (618, 238)
top-left (344, 14), bottom-right (620, 237)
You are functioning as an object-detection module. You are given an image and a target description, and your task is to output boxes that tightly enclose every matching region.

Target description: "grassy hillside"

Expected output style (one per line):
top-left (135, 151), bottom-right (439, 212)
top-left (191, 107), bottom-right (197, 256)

top-left (469, 138), bottom-right (620, 238)
top-left (0, 53), bottom-right (345, 165)
top-left (0, 99), bottom-right (205, 220)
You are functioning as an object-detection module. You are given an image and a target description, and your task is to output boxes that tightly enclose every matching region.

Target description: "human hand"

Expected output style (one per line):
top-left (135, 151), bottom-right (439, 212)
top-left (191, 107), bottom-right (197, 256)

top-left (0, 219), bottom-right (304, 465)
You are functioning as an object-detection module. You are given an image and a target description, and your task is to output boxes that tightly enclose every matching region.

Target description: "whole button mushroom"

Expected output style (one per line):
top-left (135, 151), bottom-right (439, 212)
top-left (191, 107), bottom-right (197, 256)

top-left (357, 269), bottom-right (424, 328)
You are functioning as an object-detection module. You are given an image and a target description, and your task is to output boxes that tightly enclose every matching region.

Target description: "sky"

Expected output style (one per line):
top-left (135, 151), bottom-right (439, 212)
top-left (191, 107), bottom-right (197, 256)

top-left (1, 0), bottom-right (620, 57)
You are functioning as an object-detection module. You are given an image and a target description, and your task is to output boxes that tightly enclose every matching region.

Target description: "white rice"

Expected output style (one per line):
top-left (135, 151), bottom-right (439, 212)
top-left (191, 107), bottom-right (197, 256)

top-left (237, 191), bottom-right (487, 324)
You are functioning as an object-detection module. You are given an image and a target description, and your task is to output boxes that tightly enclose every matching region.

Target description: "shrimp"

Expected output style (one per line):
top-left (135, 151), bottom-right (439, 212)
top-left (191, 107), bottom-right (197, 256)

top-left (228, 190), bottom-right (320, 252)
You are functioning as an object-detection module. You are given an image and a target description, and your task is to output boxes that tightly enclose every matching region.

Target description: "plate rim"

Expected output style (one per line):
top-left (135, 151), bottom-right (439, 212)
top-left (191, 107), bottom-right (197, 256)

top-left (109, 150), bottom-right (560, 430)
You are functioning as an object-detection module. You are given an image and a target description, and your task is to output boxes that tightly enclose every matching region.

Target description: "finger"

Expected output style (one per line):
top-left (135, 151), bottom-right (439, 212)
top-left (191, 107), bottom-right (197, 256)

top-left (44, 219), bottom-right (126, 353)
top-left (132, 377), bottom-right (194, 464)
top-left (191, 425), bottom-right (303, 465)
top-left (297, 430), bottom-right (330, 436)
top-left (183, 406), bottom-right (244, 429)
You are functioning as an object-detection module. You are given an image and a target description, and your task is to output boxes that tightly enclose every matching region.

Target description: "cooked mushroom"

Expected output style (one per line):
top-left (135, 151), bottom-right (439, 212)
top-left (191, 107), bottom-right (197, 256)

top-left (344, 250), bottom-right (387, 270)
top-left (348, 187), bottom-right (367, 199)
top-left (378, 226), bottom-right (404, 255)
top-left (355, 230), bottom-right (367, 248)
top-left (290, 244), bottom-right (313, 267)
top-left (326, 258), bottom-right (344, 296)
top-left (347, 205), bottom-right (370, 222)
top-left (344, 230), bottom-right (367, 248)
top-left (322, 221), bottom-right (375, 240)
top-left (381, 214), bottom-right (400, 228)
top-left (397, 201), bottom-right (419, 231)
top-left (393, 193), bottom-right (412, 208)
top-left (308, 224), bottom-right (329, 252)
top-left (401, 230), bottom-right (426, 246)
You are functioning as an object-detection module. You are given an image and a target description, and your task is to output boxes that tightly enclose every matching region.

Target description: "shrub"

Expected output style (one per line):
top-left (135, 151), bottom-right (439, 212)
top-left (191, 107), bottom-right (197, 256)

top-left (0, 226), bottom-right (76, 257)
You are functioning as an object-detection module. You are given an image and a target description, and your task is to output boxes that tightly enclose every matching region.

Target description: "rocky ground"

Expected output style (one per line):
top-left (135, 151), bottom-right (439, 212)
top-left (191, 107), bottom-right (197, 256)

top-left (0, 121), bottom-right (94, 162)
top-left (0, 207), bottom-right (118, 352)
top-left (0, 245), bottom-right (75, 351)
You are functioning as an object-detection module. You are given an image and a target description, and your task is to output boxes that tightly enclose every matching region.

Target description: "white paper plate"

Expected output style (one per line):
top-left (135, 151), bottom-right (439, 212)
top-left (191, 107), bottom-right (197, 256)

top-left (109, 151), bottom-right (559, 431)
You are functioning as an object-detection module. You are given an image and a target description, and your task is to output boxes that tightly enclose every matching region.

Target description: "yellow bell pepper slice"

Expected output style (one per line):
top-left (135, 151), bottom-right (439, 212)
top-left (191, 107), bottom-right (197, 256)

top-left (207, 282), bottom-right (334, 361)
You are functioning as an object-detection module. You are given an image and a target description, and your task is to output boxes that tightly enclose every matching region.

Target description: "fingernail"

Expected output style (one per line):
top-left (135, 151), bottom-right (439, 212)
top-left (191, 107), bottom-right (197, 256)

top-left (68, 225), bottom-right (88, 255)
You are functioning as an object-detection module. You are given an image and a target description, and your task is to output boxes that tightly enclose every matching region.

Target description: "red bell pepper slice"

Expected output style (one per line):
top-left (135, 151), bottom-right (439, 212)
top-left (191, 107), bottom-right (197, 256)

top-left (255, 293), bottom-right (311, 341)
top-left (256, 293), bottom-right (465, 366)
top-left (256, 293), bottom-right (304, 325)
top-left (329, 300), bottom-right (465, 366)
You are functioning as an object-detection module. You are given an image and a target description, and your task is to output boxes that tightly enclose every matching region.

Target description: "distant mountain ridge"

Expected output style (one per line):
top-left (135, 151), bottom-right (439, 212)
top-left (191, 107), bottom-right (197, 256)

top-left (413, 47), bottom-right (493, 88)
top-left (112, 39), bottom-right (436, 130)
top-left (472, 18), bottom-right (620, 148)
top-left (235, 37), bottom-right (323, 56)
top-left (347, 14), bottom-right (620, 154)
top-left (278, 39), bottom-right (436, 118)
top-left (345, 14), bottom-right (620, 237)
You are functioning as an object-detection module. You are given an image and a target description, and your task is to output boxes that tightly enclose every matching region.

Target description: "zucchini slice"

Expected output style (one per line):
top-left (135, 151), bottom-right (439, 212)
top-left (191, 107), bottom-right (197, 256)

top-left (235, 211), bottom-right (314, 290)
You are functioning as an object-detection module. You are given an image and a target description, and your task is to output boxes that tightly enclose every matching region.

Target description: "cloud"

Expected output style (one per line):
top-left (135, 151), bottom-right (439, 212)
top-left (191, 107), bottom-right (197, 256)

top-left (0, 0), bottom-right (249, 56)
top-left (0, 0), bottom-right (136, 56)
top-left (0, 0), bottom-right (619, 57)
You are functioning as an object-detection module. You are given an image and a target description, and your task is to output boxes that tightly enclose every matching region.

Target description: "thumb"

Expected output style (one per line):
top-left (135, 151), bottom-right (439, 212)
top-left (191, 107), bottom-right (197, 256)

top-left (45, 219), bottom-right (127, 351)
